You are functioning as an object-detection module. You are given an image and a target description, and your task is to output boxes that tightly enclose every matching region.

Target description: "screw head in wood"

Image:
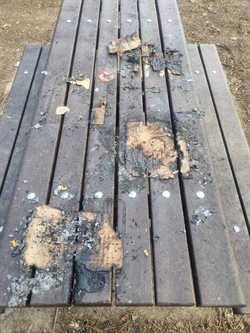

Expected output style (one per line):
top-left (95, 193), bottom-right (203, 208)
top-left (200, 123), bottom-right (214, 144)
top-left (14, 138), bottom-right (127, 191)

top-left (162, 191), bottom-right (171, 198)
top-left (128, 191), bottom-right (137, 198)
top-left (196, 191), bottom-right (205, 199)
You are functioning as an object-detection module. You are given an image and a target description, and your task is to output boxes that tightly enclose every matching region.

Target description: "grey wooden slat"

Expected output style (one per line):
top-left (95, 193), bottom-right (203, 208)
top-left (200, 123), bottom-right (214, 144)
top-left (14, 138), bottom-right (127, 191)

top-left (0, 0), bottom-right (83, 308)
top-left (115, 0), bottom-right (154, 305)
top-left (138, 0), bottom-right (195, 305)
top-left (0, 45), bottom-right (49, 231)
top-left (191, 44), bottom-right (250, 314)
top-left (156, 0), bottom-right (244, 307)
top-left (0, 46), bottom-right (41, 194)
top-left (30, 0), bottom-right (102, 307)
top-left (199, 44), bottom-right (250, 229)
top-left (73, 0), bottom-right (118, 305)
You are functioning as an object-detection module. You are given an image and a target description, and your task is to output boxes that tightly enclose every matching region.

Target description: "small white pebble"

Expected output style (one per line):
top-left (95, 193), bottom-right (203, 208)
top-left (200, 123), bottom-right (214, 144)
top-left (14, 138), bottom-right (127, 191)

top-left (41, 71), bottom-right (48, 76)
top-left (54, 188), bottom-right (59, 196)
top-left (195, 70), bottom-right (200, 74)
top-left (162, 191), bottom-right (171, 198)
top-left (167, 19), bottom-right (172, 23)
top-left (60, 192), bottom-right (69, 200)
top-left (95, 191), bottom-right (103, 199)
top-left (24, 71), bottom-right (29, 74)
top-left (126, 19), bottom-right (132, 23)
top-left (23, 180), bottom-right (28, 184)
top-left (0, 226), bottom-right (3, 233)
top-left (27, 192), bottom-right (36, 200)
top-left (128, 191), bottom-right (137, 198)
top-left (87, 19), bottom-right (92, 23)
top-left (95, 87), bottom-right (99, 92)
top-left (106, 19), bottom-right (112, 23)
top-left (212, 70), bottom-right (217, 74)
top-left (34, 123), bottom-right (43, 130)
top-left (147, 19), bottom-right (152, 23)
top-left (196, 191), bottom-right (205, 199)
top-left (66, 19), bottom-right (71, 23)
top-left (233, 225), bottom-right (240, 233)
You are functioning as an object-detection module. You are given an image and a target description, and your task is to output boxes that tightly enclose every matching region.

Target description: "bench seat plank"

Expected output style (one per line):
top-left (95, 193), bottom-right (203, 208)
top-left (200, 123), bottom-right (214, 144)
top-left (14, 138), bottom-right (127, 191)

top-left (30, 0), bottom-right (102, 306)
top-left (0, 0), bottom-right (83, 308)
top-left (73, 0), bottom-right (118, 305)
top-left (115, 0), bottom-right (154, 305)
top-left (156, 0), bottom-right (244, 307)
top-left (138, 0), bottom-right (195, 306)
top-left (0, 46), bottom-right (49, 230)
top-left (0, 46), bottom-right (41, 195)
top-left (190, 44), bottom-right (250, 314)
top-left (199, 44), bottom-right (250, 230)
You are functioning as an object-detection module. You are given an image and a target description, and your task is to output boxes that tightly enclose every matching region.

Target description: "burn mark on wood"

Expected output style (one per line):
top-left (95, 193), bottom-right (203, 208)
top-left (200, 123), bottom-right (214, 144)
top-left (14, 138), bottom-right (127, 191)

top-left (125, 121), bottom-right (178, 179)
top-left (77, 211), bottom-right (123, 270)
top-left (108, 32), bottom-right (141, 54)
top-left (178, 139), bottom-right (190, 175)
top-left (93, 98), bottom-right (106, 125)
top-left (23, 205), bottom-right (74, 270)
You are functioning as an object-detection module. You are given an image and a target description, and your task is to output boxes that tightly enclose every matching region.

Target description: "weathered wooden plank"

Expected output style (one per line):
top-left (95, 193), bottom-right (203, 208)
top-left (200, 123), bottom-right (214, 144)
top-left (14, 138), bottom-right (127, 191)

top-left (156, 0), bottom-right (244, 307)
top-left (138, 0), bottom-right (195, 305)
top-left (190, 44), bottom-right (250, 314)
top-left (74, 0), bottom-right (118, 305)
top-left (115, 0), bottom-right (154, 305)
top-left (199, 44), bottom-right (250, 230)
top-left (0, 46), bottom-right (41, 195)
top-left (30, 0), bottom-right (102, 306)
top-left (0, 0), bottom-right (83, 308)
top-left (0, 45), bottom-right (49, 232)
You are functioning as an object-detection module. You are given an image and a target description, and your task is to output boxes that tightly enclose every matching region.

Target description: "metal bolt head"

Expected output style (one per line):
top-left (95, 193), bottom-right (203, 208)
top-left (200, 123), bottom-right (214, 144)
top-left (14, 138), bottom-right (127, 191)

top-left (27, 192), bottom-right (36, 200)
top-left (196, 191), bottom-right (205, 199)
top-left (95, 191), bottom-right (103, 199)
top-left (128, 191), bottom-right (137, 198)
top-left (162, 191), bottom-right (171, 198)
top-left (233, 225), bottom-right (240, 233)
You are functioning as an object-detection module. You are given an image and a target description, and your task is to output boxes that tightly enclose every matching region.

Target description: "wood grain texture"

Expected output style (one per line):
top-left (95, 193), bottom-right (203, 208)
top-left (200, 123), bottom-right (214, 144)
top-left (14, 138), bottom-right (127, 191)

top-left (115, 0), bottom-right (154, 306)
top-left (74, 0), bottom-right (118, 305)
top-left (199, 44), bottom-right (250, 230)
top-left (31, 0), bottom-right (102, 306)
top-left (0, 46), bottom-right (41, 194)
top-left (156, 0), bottom-right (244, 307)
top-left (190, 44), bottom-right (249, 313)
top-left (138, 0), bottom-right (195, 306)
top-left (0, 0), bottom-right (83, 308)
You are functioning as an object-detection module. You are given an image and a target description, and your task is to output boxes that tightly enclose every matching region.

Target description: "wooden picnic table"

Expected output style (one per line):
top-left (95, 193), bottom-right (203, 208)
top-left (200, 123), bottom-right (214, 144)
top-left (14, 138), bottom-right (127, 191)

top-left (0, 0), bottom-right (249, 313)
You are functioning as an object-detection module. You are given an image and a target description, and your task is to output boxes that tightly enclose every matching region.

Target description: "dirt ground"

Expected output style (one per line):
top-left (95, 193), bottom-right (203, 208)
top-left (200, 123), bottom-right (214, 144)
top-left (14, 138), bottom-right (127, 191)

top-left (0, 0), bottom-right (250, 332)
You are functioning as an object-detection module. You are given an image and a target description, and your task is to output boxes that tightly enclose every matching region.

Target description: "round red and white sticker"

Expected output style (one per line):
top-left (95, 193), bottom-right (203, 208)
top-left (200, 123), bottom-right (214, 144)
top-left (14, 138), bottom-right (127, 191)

top-left (98, 69), bottom-right (115, 82)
